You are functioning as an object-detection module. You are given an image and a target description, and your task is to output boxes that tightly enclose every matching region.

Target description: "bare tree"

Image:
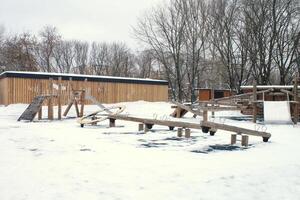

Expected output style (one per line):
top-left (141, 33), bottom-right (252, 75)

top-left (53, 40), bottom-right (75, 73)
top-left (89, 42), bottom-right (109, 75)
top-left (135, 0), bottom-right (187, 101)
top-left (73, 40), bottom-right (89, 74)
top-left (1, 33), bottom-right (38, 71)
top-left (36, 26), bottom-right (61, 72)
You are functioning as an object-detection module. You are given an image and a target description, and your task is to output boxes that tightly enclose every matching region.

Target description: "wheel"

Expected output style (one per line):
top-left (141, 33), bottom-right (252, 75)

top-left (169, 126), bottom-right (174, 131)
top-left (263, 137), bottom-right (269, 142)
top-left (146, 124), bottom-right (153, 129)
top-left (209, 131), bottom-right (216, 136)
top-left (80, 124), bottom-right (84, 128)
top-left (202, 126), bottom-right (210, 133)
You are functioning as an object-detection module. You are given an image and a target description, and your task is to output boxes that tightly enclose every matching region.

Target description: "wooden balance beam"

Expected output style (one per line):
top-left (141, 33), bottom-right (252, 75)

top-left (104, 114), bottom-right (271, 142)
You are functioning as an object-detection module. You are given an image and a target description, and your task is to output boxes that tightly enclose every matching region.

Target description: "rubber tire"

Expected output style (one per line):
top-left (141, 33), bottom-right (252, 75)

top-left (169, 126), bottom-right (174, 131)
top-left (146, 124), bottom-right (153, 129)
top-left (209, 131), bottom-right (216, 136)
top-left (202, 126), bottom-right (210, 133)
top-left (263, 137), bottom-right (269, 142)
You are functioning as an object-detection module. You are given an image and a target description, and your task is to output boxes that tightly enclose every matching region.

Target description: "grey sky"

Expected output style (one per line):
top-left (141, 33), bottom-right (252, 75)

top-left (0, 0), bottom-right (163, 48)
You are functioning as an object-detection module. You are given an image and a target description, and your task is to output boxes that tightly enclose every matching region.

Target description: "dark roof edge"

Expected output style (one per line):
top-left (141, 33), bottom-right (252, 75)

top-left (0, 71), bottom-right (169, 86)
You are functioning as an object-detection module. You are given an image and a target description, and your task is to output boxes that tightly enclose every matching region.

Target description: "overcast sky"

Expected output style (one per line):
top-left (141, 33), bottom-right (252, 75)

top-left (0, 0), bottom-right (163, 49)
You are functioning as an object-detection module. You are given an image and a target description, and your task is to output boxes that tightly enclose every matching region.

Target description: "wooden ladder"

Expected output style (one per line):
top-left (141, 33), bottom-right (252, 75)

top-left (18, 96), bottom-right (48, 121)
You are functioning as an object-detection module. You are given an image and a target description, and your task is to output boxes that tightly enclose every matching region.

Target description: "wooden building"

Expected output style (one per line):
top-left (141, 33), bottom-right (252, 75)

top-left (0, 71), bottom-right (168, 105)
top-left (197, 88), bottom-right (234, 101)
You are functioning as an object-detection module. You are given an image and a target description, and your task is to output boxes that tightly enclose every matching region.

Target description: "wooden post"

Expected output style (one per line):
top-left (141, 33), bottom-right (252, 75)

top-left (185, 128), bottom-right (191, 138)
top-left (293, 73), bottom-right (299, 124)
top-left (211, 88), bottom-right (215, 118)
top-left (203, 103), bottom-right (208, 122)
top-left (74, 99), bottom-right (80, 117)
top-left (231, 134), bottom-right (237, 145)
top-left (176, 107), bottom-right (181, 118)
top-left (79, 90), bottom-right (85, 117)
top-left (38, 82), bottom-right (42, 120)
top-left (109, 118), bottom-right (116, 127)
top-left (177, 128), bottom-right (183, 137)
top-left (253, 81), bottom-right (257, 123)
top-left (48, 78), bottom-right (54, 120)
top-left (138, 123), bottom-right (144, 131)
top-left (58, 77), bottom-right (62, 120)
top-left (241, 135), bottom-right (249, 147)
top-left (144, 124), bottom-right (149, 133)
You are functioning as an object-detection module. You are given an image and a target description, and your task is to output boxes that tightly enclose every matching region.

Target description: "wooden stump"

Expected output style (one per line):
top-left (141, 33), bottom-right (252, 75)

top-left (231, 134), bottom-right (237, 145)
top-left (177, 128), bottom-right (183, 137)
top-left (109, 118), bottom-right (116, 127)
top-left (241, 135), bottom-right (249, 147)
top-left (138, 123), bottom-right (144, 131)
top-left (185, 128), bottom-right (191, 138)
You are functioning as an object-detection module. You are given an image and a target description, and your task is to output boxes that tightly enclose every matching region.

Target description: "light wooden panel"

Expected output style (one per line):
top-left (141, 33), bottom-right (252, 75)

top-left (0, 77), bottom-right (168, 105)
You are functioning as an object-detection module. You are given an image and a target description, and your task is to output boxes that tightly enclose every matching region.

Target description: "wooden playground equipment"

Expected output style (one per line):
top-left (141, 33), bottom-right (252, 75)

top-left (171, 73), bottom-right (300, 124)
top-left (78, 98), bottom-right (272, 146)
top-left (18, 77), bottom-right (89, 121)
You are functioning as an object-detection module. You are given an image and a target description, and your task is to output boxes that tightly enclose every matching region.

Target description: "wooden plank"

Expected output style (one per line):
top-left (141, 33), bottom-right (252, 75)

top-left (104, 114), bottom-right (271, 139)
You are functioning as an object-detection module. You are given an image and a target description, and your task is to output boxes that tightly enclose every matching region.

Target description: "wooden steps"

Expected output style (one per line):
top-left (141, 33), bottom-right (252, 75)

top-left (18, 96), bottom-right (48, 121)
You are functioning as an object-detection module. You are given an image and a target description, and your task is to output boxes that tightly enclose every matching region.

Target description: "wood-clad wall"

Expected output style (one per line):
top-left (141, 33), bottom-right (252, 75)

top-left (0, 77), bottom-right (168, 105)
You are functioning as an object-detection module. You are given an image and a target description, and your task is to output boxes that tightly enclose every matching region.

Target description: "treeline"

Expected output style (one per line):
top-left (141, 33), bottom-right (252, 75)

top-left (0, 26), bottom-right (161, 79)
top-left (0, 0), bottom-right (300, 102)
top-left (135, 0), bottom-right (300, 101)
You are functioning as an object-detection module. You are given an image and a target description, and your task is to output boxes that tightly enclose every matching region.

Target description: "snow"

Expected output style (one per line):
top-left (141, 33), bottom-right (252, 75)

top-left (0, 101), bottom-right (300, 200)
top-left (0, 71), bottom-right (168, 83)
top-left (264, 101), bottom-right (292, 124)
top-left (241, 85), bottom-right (300, 89)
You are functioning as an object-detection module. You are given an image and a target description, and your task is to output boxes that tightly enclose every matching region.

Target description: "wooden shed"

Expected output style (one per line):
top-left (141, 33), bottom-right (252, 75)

top-left (197, 88), bottom-right (234, 101)
top-left (0, 71), bottom-right (169, 105)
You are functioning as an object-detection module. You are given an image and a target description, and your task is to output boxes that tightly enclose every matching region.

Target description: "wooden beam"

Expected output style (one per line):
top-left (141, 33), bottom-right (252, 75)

top-left (214, 89), bottom-right (273, 102)
top-left (58, 77), bottom-right (62, 120)
top-left (104, 114), bottom-right (271, 139)
top-left (38, 82), bottom-right (42, 120)
top-left (293, 73), bottom-right (299, 124)
top-left (253, 81), bottom-right (257, 123)
top-left (48, 78), bottom-right (54, 120)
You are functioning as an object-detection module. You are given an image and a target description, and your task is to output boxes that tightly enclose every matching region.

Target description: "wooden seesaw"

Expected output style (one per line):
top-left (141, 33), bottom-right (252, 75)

top-left (78, 108), bottom-right (271, 147)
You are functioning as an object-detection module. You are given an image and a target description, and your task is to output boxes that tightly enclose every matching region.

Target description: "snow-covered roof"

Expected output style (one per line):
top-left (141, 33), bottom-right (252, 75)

top-left (0, 71), bottom-right (168, 85)
top-left (241, 85), bottom-right (300, 89)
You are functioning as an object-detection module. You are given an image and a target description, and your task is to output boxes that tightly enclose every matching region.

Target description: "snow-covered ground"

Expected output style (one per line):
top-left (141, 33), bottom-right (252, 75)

top-left (0, 101), bottom-right (299, 200)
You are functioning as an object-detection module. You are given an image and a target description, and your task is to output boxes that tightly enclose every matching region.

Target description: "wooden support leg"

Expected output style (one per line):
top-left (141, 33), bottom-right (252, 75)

top-left (109, 118), bottom-right (116, 127)
top-left (58, 77), bottom-right (62, 120)
top-left (38, 107), bottom-right (42, 120)
top-left (231, 134), bottom-right (237, 145)
top-left (144, 124), bottom-right (149, 133)
top-left (74, 100), bottom-right (80, 117)
top-left (138, 123), bottom-right (144, 131)
top-left (63, 100), bottom-right (74, 116)
top-left (79, 90), bottom-right (85, 117)
top-left (203, 110), bottom-right (208, 122)
top-left (91, 116), bottom-right (97, 126)
top-left (185, 129), bottom-right (191, 138)
top-left (241, 135), bottom-right (249, 147)
top-left (253, 81), bottom-right (257, 123)
top-left (48, 98), bottom-right (54, 120)
top-left (177, 128), bottom-right (183, 137)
